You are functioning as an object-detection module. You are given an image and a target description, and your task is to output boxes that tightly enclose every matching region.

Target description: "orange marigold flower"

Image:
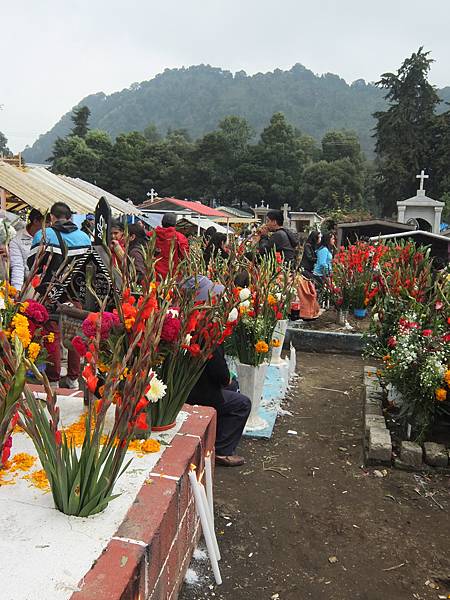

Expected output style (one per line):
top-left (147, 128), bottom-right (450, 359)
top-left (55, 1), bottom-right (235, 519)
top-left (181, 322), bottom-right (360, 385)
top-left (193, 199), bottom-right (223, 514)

top-left (271, 339), bottom-right (282, 348)
top-left (255, 340), bottom-right (269, 353)
top-left (435, 388), bottom-right (447, 402)
top-left (444, 370), bottom-right (450, 386)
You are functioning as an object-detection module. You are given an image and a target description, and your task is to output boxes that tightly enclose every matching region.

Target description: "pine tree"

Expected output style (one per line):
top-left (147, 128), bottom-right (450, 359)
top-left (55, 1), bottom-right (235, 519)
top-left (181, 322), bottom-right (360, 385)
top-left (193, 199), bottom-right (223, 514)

top-left (70, 106), bottom-right (91, 138)
top-left (373, 48), bottom-right (440, 216)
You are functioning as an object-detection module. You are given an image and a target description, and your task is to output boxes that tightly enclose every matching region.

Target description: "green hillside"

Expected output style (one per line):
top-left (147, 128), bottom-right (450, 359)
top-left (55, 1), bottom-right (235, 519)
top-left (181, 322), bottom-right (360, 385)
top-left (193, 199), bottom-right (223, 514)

top-left (22, 64), bottom-right (450, 164)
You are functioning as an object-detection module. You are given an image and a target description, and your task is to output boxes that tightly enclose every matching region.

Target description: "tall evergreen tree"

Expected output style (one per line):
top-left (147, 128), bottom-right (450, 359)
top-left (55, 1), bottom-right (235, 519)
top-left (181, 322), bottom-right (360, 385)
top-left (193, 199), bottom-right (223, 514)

top-left (70, 106), bottom-right (91, 138)
top-left (0, 131), bottom-right (11, 156)
top-left (373, 48), bottom-right (440, 216)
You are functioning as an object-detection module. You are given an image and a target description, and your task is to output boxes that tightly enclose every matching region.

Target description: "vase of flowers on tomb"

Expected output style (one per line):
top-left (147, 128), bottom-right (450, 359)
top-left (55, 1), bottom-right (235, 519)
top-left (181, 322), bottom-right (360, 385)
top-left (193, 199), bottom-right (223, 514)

top-left (227, 259), bottom-right (281, 431)
top-left (150, 282), bottom-right (237, 429)
top-left (20, 273), bottom-right (174, 517)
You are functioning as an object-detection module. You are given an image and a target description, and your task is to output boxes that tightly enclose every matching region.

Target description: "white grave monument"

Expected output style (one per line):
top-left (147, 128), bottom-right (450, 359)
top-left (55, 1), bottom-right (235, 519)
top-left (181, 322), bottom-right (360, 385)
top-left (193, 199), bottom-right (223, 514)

top-left (397, 170), bottom-right (444, 234)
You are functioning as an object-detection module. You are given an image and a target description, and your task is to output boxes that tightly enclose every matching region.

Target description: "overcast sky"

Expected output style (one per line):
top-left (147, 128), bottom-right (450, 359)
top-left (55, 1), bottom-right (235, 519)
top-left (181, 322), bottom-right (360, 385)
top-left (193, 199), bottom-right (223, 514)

top-left (2, 0), bottom-right (450, 152)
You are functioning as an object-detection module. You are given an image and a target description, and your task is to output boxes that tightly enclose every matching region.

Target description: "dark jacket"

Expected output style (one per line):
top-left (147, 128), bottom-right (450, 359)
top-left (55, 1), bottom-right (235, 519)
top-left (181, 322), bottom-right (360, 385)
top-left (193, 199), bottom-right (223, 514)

top-left (300, 242), bottom-right (317, 273)
top-left (259, 228), bottom-right (295, 263)
top-left (187, 345), bottom-right (230, 411)
top-left (28, 220), bottom-right (92, 305)
top-left (129, 241), bottom-right (147, 283)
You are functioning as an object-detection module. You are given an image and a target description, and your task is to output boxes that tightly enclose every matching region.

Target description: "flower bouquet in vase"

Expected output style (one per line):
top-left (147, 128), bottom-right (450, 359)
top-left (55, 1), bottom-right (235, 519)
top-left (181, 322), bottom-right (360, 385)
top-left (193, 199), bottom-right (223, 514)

top-left (269, 265), bottom-right (295, 365)
top-left (227, 256), bottom-right (280, 431)
top-left (151, 280), bottom-right (237, 429)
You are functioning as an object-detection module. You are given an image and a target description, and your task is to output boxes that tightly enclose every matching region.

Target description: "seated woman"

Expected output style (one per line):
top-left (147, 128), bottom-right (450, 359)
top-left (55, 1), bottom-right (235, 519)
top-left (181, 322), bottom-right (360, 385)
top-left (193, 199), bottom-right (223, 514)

top-left (187, 343), bottom-right (251, 467)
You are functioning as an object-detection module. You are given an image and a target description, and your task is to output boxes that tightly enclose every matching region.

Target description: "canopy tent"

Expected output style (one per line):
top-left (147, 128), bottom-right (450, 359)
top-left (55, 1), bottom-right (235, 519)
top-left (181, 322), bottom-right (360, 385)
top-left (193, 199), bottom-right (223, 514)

top-left (178, 215), bottom-right (232, 235)
top-left (0, 162), bottom-right (143, 216)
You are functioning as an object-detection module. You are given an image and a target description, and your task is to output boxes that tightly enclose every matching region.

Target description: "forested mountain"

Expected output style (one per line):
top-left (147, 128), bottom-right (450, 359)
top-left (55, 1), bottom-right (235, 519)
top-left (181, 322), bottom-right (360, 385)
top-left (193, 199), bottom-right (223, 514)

top-left (23, 64), bottom-right (395, 163)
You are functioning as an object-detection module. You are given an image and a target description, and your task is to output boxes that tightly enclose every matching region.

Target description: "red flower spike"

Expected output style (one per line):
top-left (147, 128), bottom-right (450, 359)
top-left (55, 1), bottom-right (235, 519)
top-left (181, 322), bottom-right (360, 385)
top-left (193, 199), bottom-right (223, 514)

top-left (135, 412), bottom-right (148, 430)
top-left (55, 430), bottom-right (62, 446)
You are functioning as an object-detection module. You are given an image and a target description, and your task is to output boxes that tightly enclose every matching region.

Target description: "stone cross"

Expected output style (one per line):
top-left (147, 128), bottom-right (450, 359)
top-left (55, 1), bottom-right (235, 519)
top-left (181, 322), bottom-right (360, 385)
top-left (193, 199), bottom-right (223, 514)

top-left (282, 202), bottom-right (291, 224)
top-left (416, 170), bottom-right (429, 192)
top-left (260, 200), bottom-right (266, 208)
top-left (146, 188), bottom-right (158, 202)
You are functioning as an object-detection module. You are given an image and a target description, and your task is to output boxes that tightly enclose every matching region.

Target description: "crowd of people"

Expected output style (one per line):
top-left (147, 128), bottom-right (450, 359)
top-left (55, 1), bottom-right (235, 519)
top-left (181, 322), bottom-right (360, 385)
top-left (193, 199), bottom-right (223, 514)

top-left (0, 204), bottom-right (336, 466)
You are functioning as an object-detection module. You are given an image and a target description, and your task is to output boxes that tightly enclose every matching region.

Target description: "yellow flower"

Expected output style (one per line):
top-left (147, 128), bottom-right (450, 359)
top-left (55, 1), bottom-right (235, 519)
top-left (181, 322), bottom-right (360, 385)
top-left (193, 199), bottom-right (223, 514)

top-left (47, 332), bottom-right (55, 343)
top-left (19, 302), bottom-right (29, 314)
top-left (267, 294), bottom-right (277, 306)
top-left (7, 285), bottom-right (17, 297)
top-left (141, 439), bottom-right (161, 453)
top-left (271, 339), bottom-right (281, 348)
top-left (11, 313), bottom-right (31, 348)
top-left (444, 370), bottom-right (450, 386)
top-left (255, 340), bottom-right (269, 353)
top-left (27, 342), bottom-right (41, 362)
top-left (435, 388), bottom-right (447, 402)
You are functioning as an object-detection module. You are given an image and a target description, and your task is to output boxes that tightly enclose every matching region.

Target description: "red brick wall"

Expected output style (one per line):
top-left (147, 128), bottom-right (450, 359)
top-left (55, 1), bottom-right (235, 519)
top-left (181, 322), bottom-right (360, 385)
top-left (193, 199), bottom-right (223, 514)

top-left (71, 405), bottom-right (216, 600)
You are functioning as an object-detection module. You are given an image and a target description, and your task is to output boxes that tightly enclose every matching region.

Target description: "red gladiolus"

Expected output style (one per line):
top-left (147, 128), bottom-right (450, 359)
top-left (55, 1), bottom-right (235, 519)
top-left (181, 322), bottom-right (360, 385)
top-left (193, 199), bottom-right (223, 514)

top-left (387, 336), bottom-right (397, 348)
top-left (187, 343), bottom-right (201, 357)
top-left (55, 430), bottom-right (62, 446)
top-left (2, 446), bottom-right (11, 465)
top-left (31, 275), bottom-right (41, 289)
top-left (86, 375), bottom-right (98, 393)
top-left (447, 317), bottom-right (450, 326)
top-left (135, 412), bottom-right (148, 430)
top-left (443, 333), bottom-right (450, 343)
top-left (11, 412), bottom-right (19, 428)
top-left (133, 397), bottom-right (149, 416)
top-left (422, 329), bottom-right (433, 337)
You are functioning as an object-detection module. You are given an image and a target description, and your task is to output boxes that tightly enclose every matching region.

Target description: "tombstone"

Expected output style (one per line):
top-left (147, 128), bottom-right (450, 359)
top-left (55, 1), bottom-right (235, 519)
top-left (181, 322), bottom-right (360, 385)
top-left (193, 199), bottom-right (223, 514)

top-left (397, 170), bottom-right (444, 234)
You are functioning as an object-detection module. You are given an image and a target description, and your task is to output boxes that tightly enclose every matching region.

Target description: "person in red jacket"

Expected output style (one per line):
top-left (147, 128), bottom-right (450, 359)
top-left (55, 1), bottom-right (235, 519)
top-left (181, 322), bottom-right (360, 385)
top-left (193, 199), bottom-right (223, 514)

top-left (154, 213), bottom-right (189, 279)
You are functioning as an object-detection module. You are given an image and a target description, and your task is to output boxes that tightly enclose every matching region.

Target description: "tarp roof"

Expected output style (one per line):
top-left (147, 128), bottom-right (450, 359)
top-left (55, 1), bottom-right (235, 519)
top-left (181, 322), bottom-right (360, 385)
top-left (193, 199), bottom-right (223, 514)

top-left (180, 215), bottom-right (231, 234)
top-left (0, 162), bottom-right (142, 216)
top-left (141, 197), bottom-right (228, 217)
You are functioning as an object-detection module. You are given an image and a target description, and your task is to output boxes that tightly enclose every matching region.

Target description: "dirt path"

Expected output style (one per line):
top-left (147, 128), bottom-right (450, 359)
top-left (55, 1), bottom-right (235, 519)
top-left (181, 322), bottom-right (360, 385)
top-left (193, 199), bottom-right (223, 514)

top-left (180, 352), bottom-right (450, 600)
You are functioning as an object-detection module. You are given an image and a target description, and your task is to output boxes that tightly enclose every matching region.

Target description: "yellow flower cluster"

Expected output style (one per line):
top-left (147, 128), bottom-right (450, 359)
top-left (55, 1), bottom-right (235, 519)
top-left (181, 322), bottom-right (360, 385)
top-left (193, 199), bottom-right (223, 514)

top-left (11, 313), bottom-right (31, 348)
top-left (27, 342), bottom-right (41, 363)
top-left (267, 294), bottom-right (277, 306)
top-left (47, 332), bottom-right (55, 344)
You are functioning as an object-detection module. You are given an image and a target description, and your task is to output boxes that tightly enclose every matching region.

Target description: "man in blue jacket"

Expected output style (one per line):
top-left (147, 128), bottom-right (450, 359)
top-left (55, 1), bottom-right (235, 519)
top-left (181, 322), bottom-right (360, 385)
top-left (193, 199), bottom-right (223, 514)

top-left (28, 202), bottom-right (92, 388)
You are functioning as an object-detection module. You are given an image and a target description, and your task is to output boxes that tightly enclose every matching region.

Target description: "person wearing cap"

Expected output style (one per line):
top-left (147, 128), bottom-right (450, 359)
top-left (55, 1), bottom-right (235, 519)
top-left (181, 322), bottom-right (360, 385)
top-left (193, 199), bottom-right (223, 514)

top-left (154, 213), bottom-right (189, 279)
top-left (28, 201), bottom-right (92, 389)
top-left (81, 214), bottom-right (95, 240)
top-left (9, 209), bottom-right (44, 290)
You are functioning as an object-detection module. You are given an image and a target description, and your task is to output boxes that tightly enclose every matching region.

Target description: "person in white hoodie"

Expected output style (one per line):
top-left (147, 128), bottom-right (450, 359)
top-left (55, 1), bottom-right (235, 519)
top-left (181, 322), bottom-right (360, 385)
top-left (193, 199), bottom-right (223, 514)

top-left (9, 209), bottom-right (44, 290)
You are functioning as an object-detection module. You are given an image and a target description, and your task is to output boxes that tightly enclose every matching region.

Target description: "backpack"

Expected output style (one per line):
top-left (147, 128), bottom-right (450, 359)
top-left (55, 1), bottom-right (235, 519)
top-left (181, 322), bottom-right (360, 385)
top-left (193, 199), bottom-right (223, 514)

top-left (280, 227), bottom-right (299, 248)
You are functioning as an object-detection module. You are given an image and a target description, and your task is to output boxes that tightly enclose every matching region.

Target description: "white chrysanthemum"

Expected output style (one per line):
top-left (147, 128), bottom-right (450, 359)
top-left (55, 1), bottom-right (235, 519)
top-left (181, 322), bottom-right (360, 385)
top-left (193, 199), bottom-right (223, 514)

top-left (239, 288), bottom-right (251, 301)
top-left (227, 307), bottom-right (239, 322)
top-left (146, 374), bottom-right (167, 402)
top-left (240, 300), bottom-right (250, 309)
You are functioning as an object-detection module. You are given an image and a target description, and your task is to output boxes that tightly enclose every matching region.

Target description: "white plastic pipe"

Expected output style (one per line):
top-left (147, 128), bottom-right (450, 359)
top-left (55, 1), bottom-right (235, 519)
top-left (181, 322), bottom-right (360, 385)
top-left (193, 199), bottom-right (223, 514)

top-left (199, 482), bottom-right (221, 561)
top-left (188, 469), bottom-right (222, 585)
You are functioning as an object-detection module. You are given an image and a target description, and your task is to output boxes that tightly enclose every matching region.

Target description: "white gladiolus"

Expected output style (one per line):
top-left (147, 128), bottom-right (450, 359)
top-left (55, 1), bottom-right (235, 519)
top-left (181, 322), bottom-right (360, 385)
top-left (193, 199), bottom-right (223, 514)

top-left (239, 288), bottom-right (251, 301)
top-left (184, 334), bottom-right (192, 345)
top-left (168, 308), bottom-right (179, 318)
top-left (275, 293), bottom-right (282, 301)
top-left (373, 313), bottom-right (379, 322)
top-left (228, 307), bottom-right (239, 322)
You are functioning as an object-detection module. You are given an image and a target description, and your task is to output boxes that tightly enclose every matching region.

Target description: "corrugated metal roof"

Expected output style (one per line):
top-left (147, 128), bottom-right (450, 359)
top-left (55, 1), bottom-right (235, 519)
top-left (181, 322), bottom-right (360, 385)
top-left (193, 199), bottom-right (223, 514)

top-left (141, 197), bottom-right (228, 217)
top-left (59, 176), bottom-right (143, 216)
top-left (0, 162), bottom-right (143, 216)
top-left (0, 162), bottom-right (96, 214)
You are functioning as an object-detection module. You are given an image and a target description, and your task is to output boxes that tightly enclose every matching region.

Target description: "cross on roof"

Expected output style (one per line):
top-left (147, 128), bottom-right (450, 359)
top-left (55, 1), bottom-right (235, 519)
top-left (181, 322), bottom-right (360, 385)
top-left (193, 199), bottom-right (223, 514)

top-left (416, 170), bottom-right (429, 192)
top-left (146, 188), bottom-right (158, 202)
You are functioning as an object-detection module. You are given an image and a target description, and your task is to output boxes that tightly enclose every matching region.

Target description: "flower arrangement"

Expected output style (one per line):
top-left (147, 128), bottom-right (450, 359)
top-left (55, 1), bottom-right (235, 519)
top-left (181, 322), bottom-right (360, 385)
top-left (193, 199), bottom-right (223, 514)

top-left (0, 282), bottom-right (49, 468)
top-left (367, 259), bottom-right (449, 441)
top-left (226, 255), bottom-right (288, 366)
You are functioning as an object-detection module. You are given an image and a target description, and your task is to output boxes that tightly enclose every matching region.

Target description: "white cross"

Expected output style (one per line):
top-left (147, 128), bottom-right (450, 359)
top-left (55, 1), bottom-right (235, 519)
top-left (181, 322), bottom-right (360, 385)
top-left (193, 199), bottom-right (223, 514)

top-left (146, 188), bottom-right (158, 202)
top-left (416, 170), bottom-right (429, 191)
